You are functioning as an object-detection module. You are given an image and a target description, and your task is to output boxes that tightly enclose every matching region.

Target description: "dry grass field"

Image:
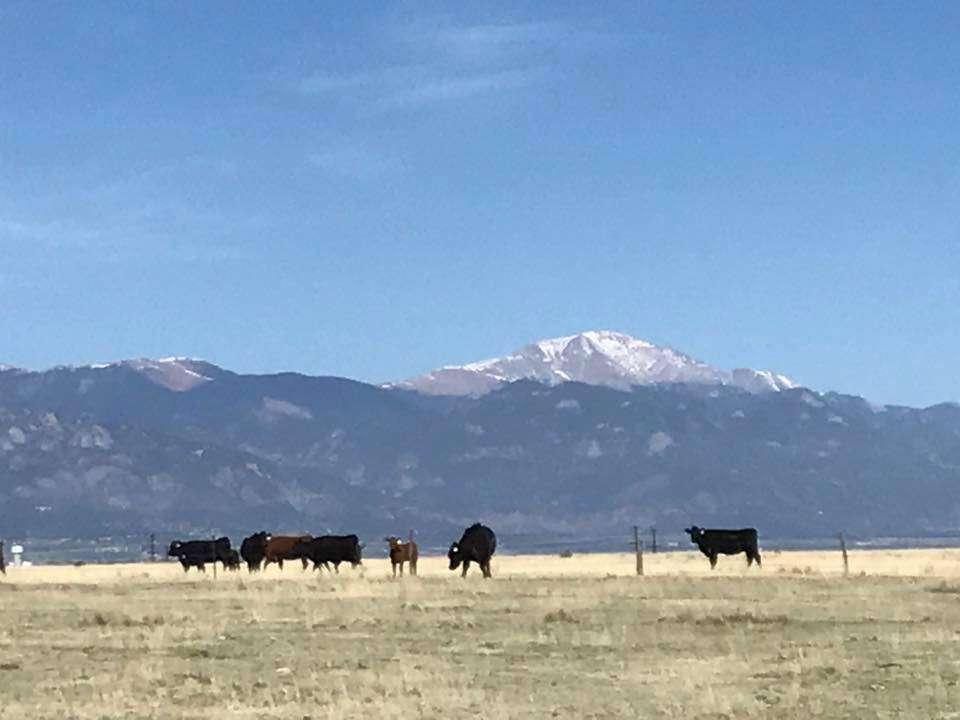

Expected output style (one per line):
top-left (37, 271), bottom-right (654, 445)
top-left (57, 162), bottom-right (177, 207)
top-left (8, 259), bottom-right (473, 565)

top-left (3, 548), bottom-right (960, 718)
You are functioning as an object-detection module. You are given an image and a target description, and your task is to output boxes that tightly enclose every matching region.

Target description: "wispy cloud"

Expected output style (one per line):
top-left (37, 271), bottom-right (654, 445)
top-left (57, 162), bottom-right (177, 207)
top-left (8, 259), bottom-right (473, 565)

top-left (384, 66), bottom-right (548, 106)
top-left (422, 21), bottom-right (607, 59)
top-left (0, 154), bottom-right (262, 264)
top-left (297, 64), bottom-right (547, 111)
top-left (293, 18), bottom-right (608, 110)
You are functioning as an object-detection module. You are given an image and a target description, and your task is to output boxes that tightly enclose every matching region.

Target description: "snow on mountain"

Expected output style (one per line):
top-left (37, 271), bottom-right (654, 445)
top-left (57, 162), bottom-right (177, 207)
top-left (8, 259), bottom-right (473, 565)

top-left (99, 357), bottom-right (219, 391)
top-left (393, 330), bottom-right (799, 397)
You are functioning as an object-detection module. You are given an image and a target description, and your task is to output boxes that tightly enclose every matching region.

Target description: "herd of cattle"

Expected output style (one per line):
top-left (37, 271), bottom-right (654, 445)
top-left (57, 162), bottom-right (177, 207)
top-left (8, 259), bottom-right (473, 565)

top-left (163, 523), bottom-right (757, 576)
top-left (166, 522), bottom-right (500, 577)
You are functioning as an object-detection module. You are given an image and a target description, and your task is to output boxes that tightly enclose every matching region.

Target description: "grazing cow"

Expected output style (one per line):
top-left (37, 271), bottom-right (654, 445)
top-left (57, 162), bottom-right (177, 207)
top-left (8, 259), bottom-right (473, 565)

top-left (685, 526), bottom-right (761, 569)
top-left (294, 535), bottom-right (363, 573)
top-left (167, 537), bottom-right (233, 573)
top-left (385, 536), bottom-right (418, 577)
top-left (262, 534), bottom-right (313, 570)
top-left (448, 523), bottom-right (496, 578)
top-left (0, 540), bottom-right (5, 576)
top-left (240, 531), bottom-right (268, 573)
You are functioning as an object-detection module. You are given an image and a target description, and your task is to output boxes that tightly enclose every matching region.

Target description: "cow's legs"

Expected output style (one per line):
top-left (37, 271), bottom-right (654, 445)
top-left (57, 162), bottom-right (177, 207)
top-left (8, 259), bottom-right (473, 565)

top-left (398, 561), bottom-right (404, 577)
top-left (461, 559), bottom-right (471, 578)
top-left (301, 557), bottom-right (309, 571)
top-left (277, 558), bottom-right (284, 571)
top-left (753, 551), bottom-right (762, 567)
top-left (481, 561), bottom-right (492, 578)
top-left (709, 553), bottom-right (717, 569)
top-left (746, 553), bottom-right (754, 567)
top-left (410, 560), bottom-right (417, 577)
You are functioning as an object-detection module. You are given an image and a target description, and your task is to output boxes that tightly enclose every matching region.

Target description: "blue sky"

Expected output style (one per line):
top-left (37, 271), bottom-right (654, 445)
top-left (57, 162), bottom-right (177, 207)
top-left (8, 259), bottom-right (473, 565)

top-left (1, 2), bottom-right (958, 407)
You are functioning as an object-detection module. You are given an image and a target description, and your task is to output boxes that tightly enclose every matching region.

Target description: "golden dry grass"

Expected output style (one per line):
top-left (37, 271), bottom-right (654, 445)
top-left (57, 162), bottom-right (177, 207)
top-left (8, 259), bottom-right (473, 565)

top-left (2, 548), bottom-right (960, 718)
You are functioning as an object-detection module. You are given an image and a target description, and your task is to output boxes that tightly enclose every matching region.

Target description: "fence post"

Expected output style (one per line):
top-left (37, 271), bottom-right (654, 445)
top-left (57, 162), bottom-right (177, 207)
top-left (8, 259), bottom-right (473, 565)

top-left (211, 536), bottom-right (218, 580)
top-left (838, 531), bottom-right (849, 577)
top-left (0, 540), bottom-right (5, 576)
top-left (149, 533), bottom-right (156, 562)
top-left (651, 527), bottom-right (657, 554)
top-left (633, 526), bottom-right (644, 576)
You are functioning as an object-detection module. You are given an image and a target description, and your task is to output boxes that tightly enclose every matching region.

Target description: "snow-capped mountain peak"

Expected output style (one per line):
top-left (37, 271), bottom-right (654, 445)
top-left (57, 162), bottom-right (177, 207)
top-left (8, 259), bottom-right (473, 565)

top-left (393, 330), bottom-right (798, 397)
top-left (90, 357), bottom-right (220, 391)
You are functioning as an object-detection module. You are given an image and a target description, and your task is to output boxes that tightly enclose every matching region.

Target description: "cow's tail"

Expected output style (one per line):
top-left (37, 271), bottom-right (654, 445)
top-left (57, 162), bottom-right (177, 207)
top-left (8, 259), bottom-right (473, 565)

top-left (750, 530), bottom-right (761, 567)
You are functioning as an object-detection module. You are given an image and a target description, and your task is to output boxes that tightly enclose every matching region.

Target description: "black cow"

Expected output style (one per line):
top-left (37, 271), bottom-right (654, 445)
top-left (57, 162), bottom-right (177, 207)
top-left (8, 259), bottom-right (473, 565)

top-left (448, 523), bottom-right (496, 578)
top-left (167, 537), bottom-right (233, 573)
top-left (685, 526), bottom-right (761, 569)
top-left (224, 549), bottom-right (242, 571)
top-left (293, 535), bottom-right (363, 573)
top-left (240, 531), bottom-right (268, 573)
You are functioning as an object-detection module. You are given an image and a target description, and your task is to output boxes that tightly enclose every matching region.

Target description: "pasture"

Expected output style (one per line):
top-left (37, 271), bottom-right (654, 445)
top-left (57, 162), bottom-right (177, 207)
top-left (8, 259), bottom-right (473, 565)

top-left (2, 548), bottom-right (960, 718)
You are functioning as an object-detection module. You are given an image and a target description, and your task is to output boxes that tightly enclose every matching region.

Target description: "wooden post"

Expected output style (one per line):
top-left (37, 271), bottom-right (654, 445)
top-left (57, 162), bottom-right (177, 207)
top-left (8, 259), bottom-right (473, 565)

top-left (838, 531), bottom-right (849, 577)
top-left (211, 536), bottom-right (218, 580)
top-left (149, 533), bottom-right (156, 562)
top-left (0, 540), bottom-right (5, 576)
top-left (633, 526), bottom-right (644, 576)
top-left (650, 527), bottom-right (657, 554)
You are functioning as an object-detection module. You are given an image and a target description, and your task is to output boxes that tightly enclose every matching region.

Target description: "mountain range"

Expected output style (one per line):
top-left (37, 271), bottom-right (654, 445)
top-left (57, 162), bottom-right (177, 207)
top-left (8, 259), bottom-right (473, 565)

top-left (2, 331), bottom-right (959, 555)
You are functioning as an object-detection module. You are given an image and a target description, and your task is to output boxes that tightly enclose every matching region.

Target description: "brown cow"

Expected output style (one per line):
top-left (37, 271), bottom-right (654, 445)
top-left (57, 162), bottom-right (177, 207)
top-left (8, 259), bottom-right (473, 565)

top-left (385, 536), bottom-right (418, 577)
top-left (262, 534), bottom-right (313, 570)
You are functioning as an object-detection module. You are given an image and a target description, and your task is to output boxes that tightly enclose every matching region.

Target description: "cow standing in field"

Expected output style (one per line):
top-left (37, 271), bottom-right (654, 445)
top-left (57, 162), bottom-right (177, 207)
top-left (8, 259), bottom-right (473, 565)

top-left (262, 534), bottom-right (312, 571)
top-left (685, 526), bottom-right (761, 569)
top-left (294, 535), bottom-right (363, 572)
top-left (167, 537), bottom-right (234, 573)
top-left (240, 531), bottom-right (268, 573)
top-left (385, 536), bottom-right (418, 577)
top-left (448, 523), bottom-right (496, 578)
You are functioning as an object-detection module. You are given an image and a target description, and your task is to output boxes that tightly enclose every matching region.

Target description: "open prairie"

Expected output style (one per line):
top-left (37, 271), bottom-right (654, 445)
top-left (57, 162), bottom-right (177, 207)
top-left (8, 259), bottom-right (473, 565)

top-left (3, 548), bottom-right (960, 718)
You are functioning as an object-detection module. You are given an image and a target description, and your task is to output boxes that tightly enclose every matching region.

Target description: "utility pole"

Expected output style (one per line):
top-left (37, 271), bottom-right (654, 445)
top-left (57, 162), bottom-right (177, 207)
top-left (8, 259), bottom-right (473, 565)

top-left (650, 527), bottom-right (657, 554)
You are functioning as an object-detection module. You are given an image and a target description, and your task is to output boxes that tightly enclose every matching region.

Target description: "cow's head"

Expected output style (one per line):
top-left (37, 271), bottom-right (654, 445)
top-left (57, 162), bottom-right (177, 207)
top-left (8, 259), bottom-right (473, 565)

top-left (684, 526), bottom-right (703, 543)
top-left (242, 531), bottom-right (268, 550)
top-left (167, 541), bottom-right (182, 557)
top-left (448, 542), bottom-right (462, 570)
